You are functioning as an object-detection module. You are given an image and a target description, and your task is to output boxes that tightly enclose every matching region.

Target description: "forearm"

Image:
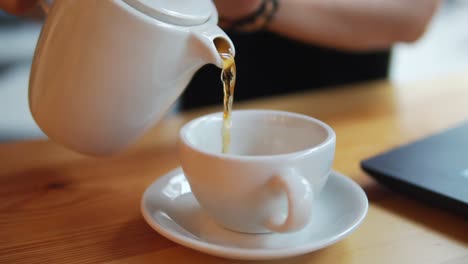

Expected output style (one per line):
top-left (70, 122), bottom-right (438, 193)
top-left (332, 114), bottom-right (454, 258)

top-left (267, 0), bottom-right (441, 51)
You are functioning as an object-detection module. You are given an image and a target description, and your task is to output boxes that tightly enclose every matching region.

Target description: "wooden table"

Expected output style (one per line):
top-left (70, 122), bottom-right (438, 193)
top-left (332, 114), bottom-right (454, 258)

top-left (1, 72), bottom-right (467, 264)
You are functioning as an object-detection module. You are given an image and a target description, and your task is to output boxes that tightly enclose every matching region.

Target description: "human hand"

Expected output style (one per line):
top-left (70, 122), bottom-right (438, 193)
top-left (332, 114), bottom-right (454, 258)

top-left (0, 0), bottom-right (38, 15)
top-left (213, 0), bottom-right (263, 20)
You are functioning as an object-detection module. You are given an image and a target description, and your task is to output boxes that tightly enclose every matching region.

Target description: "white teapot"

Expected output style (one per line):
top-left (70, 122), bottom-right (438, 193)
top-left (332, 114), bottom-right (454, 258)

top-left (29, 0), bottom-right (234, 155)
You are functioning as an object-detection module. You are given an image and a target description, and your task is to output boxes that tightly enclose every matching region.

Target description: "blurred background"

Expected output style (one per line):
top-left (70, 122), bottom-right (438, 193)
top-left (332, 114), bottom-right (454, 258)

top-left (1, 0), bottom-right (467, 142)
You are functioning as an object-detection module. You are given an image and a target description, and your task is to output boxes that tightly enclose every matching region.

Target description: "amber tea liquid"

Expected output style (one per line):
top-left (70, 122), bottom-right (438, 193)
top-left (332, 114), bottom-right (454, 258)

top-left (220, 52), bottom-right (236, 153)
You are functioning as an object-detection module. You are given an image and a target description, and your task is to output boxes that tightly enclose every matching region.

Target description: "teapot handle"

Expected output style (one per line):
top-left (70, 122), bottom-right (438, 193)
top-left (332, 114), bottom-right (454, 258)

top-left (39, 0), bottom-right (52, 14)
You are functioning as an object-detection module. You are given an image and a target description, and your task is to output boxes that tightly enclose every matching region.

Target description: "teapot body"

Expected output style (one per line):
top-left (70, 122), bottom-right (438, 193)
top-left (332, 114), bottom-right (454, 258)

top-left (29, 0), bottom-right (233, 155)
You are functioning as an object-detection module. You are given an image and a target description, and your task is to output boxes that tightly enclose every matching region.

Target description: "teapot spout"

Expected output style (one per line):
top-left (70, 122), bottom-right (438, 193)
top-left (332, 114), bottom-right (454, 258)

top-left (190, 25), bottom-right (235, 69)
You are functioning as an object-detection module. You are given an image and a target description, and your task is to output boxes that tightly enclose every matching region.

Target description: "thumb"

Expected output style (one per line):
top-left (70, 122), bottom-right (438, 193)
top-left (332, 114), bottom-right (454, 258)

top-left (0, 0), bottom-right (38, 15)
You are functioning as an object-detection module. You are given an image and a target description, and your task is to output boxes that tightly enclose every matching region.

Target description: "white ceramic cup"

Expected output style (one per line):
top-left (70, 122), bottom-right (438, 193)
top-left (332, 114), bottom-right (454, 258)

top-left (178, 110), bottom-right (336, 233)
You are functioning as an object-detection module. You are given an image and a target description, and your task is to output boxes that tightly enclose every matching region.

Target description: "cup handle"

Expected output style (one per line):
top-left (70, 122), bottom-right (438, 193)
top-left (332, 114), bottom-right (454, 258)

top-left (264, 168), bottom-right (314, 233)
top-left (39, 0), bottom-right (52, 14)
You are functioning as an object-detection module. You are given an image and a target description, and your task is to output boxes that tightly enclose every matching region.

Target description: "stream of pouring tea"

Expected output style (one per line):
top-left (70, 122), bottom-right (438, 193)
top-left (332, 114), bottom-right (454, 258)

top-left (220, 52), bottom-right (236, 154)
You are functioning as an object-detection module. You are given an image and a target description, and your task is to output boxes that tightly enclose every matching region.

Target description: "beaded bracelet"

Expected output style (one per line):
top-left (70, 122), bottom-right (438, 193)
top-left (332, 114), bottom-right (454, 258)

top-left (219, 0), bottom-right (279, 32)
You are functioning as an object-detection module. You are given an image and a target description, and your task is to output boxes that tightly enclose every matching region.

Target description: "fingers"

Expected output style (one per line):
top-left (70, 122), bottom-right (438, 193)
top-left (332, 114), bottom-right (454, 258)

top-left (0, 0), bottom-right (38, 15)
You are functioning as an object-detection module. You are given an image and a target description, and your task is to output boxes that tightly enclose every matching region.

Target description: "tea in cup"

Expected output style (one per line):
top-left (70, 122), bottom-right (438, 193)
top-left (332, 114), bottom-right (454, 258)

top-left (178, 109), bottom-right (336, 233)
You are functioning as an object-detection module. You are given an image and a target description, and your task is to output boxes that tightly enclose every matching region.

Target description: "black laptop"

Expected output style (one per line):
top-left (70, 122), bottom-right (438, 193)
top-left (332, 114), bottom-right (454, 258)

top-left (360, 121), bottom-right (468, 218)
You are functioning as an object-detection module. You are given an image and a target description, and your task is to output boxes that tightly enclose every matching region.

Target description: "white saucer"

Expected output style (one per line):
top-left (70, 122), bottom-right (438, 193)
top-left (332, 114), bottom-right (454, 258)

top-left (141, 167), bottom-right (368, 260)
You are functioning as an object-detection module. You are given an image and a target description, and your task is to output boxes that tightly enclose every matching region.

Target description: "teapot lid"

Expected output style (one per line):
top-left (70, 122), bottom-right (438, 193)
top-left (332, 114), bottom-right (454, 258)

top-left (123, 0), bottom-right (214, 26)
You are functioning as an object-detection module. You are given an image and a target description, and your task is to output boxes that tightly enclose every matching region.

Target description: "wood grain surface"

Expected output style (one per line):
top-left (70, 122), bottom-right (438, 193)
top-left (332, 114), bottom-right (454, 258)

top-left (1, 72), bottom-right (467, 264)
